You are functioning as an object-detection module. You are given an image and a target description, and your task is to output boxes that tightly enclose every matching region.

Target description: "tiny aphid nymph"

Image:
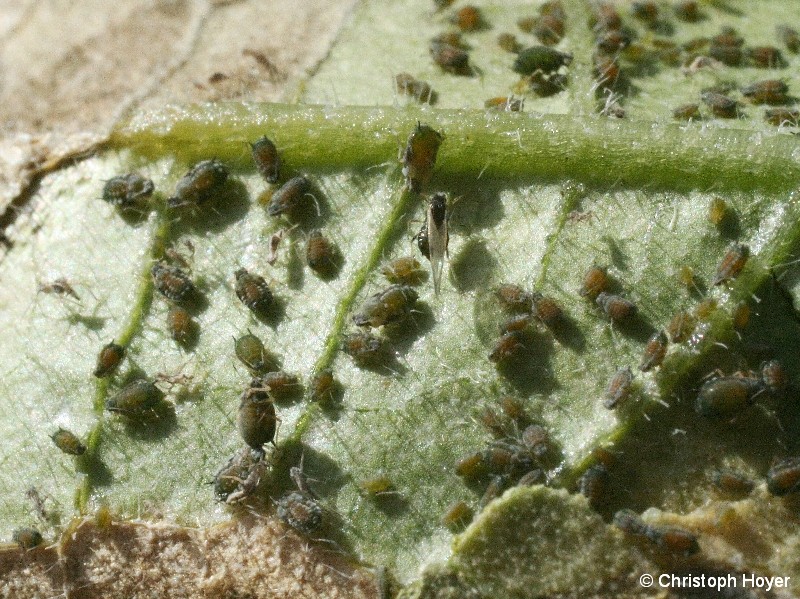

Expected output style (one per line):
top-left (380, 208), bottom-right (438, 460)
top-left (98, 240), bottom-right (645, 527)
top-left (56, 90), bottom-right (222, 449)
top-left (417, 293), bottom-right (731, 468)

top-left (712, 243), bottom-right (749, 286)
top-left (37, 278), bottom-right (80, 300)
top-left (353, 285), bottom-right (418, 328)
top-left (395, 73), bottom-right (433, 103)
top-left (442, 501), bottom-right (473, 531)
top-left (777, 25), bottom-right (800, 53)
top-left (402, 124), bottom-right (444, 193)
top-left (234, 333), bottom-right (279, 375)
top-left (489, 331), bottom-right (525, 363)
top-left (580, 266), bottom-right (609, 299)
top-left (496, 284), bottom-right (534, 313)
top-left (102, 173), bottom-right (154, 208)
top-left (234, 268), bottom-right (273, 313)
top-left (152, 262), bottom-right (195, 303)
top-left (382, 256), bottom-right (427, 286)
top-left (167, 305), bottom-right (195, 344)
top-left (50, 428), bottom-right (86, 456)
top-left (359, 476), bottom-right (395, 497)
top-left (701, 92), bottom-right (739, 119)
top-left (168, 159), bottom-right (228, 208)
top-left (604, 367), bottom-right (633, 409)
top-left (667, 311), bottom-right (696, 343)
top-left (430, 41), bottom-right (472, 76)
top-left (105, 380), bottom-right (164, 416)
top-left (255, 371), bottom-right (300, 401)
top-left (596, 292), bottom-right (637, 322)
top-left (579, 464), bottom-right (609, 508)
top-left (276, 491), bottom-right (322, 535)
top-left (306, 230), bottom-right (341, 278)
top-left (450, 5), bottom-right (484, 31)
top-left (343, 331), bottom-right (384, 366)
top-left (639, 331), bottom-right (668, 372)
top-left (646, 526), bottom-right (700, 556)
top-left (250, 136), bottom-right (280, 183)
top-left (672, 103), bottom-right (700, 121)
top-left (309, 369), bottom-right (335, 403)
top-left (93, 342), bottom-right (125, 378)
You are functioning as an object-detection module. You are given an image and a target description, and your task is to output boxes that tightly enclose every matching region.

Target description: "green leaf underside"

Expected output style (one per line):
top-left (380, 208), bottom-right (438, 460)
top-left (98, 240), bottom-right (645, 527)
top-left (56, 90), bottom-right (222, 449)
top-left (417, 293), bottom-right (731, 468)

top-left (3, 0), bottom-right (800, 592)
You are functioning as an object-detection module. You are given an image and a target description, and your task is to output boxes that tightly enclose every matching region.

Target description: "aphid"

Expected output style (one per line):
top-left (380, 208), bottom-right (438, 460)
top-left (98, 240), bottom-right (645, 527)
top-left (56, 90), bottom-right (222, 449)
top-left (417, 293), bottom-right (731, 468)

top-left (540, 0), bottom-right (566, 19)
top-left (766, 457), bottom-right (800, 496)
top-left (521, 424), bottom-right (550, 458)
top-left (382, 256), bottom-right (426, 286)
top-left (666, 311), bottom-right (695, 344)
top-left (306, 230), bottom-right (340, 277)
top-left (456, 452), bottom-right (486, 478)
top-left (579, 464), bottom-right (609, 508)
top-left (631, 1), bottom-right (658, 22)
top-left (484, 97), bottom-right (524, 112)
top-left (695, 375), bottom-right (765, 418)
top-left (394, 73), bottom-right (433, 103)
top-left (496, 284), bottom-right (534, 313)
top-left (761, 360), bottom-right (788, 392)
top-left (741, 80), bottom-right (789, 105)
top-left (674, 0), bottom-right (700, 22)
top-left (777, 25), bottom-right (800, 53)
top-left (167, 305), bottom-right (195, 344)
top-left (234, 268), bottom-right (273, 313)
top-left (710, 469), bottom-right (754, 496)
top-left (613, 509), bottom-right (649, 538)
top-left (359, 476), bottom-right (395, 497)
top-left (517, 469), bottom-right (546, 486)
top-left (640, 331), bottom-right (668, 372)
top-left (500, 396), bottom-right (526, 422)
top-left (732, 302), bottom-right (750, 330)
top-left (168, 159), bottom-right (228, 208)
top-left (431, 31), bottom-right (468, 49)
top-left (695, 298), bottom-right (718, 320)
top-left (255, 371), bottom-right (300, 401)
top-left (531, 293), bottom-right (563, 326)
top-left (673, 103), bottom-right (700, 121)
top-left (152, 261), bottom-right (195, 303)
top-left (430, 41), bottom-right (471, 76)
top-left (646, 526), bottom-right (700, 556)
top-left (442, 501), bottom-right (473, 531)
top-left (709, 44), bottom-right (743, 67)
top-left (748, 46), bottom-right (786, 69)
top-left (250, 136), bottom-right (280, 183)
top-left (765, 107), bottom-right (800, 126)
top-left (501, 313), bottom-right (534, 334)
top-left (105, 380), bottom-right (164, 415)
top-left (596, 292), bottom-right (637, 322)
top-left (678, 266), bottom-right (696, 289)
top-left (343, 331), bottom-right (384, 366)
top-left (712, 28), bottom-right (744, 49)
top-left (267, 175), bottom-right (311, 218)
top-left (213, 449), bottom-right (264, 503)
top-left (712, 243), bottom-right (749, 285)
top-left (12, 527), bottom-right (42, 550)
top-left (102, 173), bottom-right (155, 208)
top-left (50, 428), bottom-right (86, 456)
top-left (708, 197), bottom-right (729, 225)
top-left (450, 5), bottom-right (483, 32)
top-left (604, 367), bottom-right (633, 409)
top-left (579, 266), bottom-right (609, 299)
top-left (426, 193), bottom-right (449, 294)
top-left (276, 491), bottom-right (323, 535)
top-left (533, 14), bottom-right (565, 46)
top-left (402, 123), bottom-right (444, 193)
top-left (701, 92), bottom-right (739, 119)
top-left (353, 285), bottom-right (418, 328)
top-left (489, 331), bottom-right (525, 363)
top-left (266, 229), bottom-right (286, 266)
top-left (309, 369), bottom-right (335, 403)
top-left (234, 333), bottom-right (279, 375)
top-left (589, 2), bottom-right (621, 31)
top-left (480, 475), bottom-right (507, 508)
top-left (497, 33), bottom-right (522, 54)
top-left (37, 278), bottom-right (80, 300)
top-left (238, 380), bottom-right (277, 452)
top-left (92, 342), bottom-right (125, 378)
top-left (596, 29), bottom-right (631, 54)
top-left (527, 72), bottom-right (568, 97)
top-left (513, 46), bottom-right (573, 75)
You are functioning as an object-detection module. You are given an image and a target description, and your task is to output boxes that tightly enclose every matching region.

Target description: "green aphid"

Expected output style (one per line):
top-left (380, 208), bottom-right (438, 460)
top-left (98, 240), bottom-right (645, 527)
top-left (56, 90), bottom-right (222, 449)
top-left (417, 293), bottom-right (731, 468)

top-left (513, 46), bottom-right (573, 75)
top-left (234, 333), bottom-right (280, 375)
top-left (105, 380), bottom-right (164, 416)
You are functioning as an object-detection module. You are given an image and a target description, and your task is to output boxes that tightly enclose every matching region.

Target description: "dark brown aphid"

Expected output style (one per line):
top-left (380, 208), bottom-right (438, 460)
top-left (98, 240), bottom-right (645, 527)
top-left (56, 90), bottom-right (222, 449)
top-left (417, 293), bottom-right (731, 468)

top-left (667, 311), bottom-right (696, 343)
top-left (430, 41), bottom-right (471, 76)
top-left (455, 451), bottom-right (485, 478)
top-left (234, 333), bottom-right (279, 375)
top-left (695, 375), bottom-right (765, 418)
top-left (741, 80), bottom-right (789, 105)
top-left (496, 284), bottom-right (534, 313)
top-left (639, 331), bottom-right (668, 372)
top-left (761, 360), bottom-right (788, 392)
top-left (673, 103), bottom-right (700, 121)
top-left (276, 491), bottom-right (322, 535)
top-left (37, 278), bottom-right (80, 300)
top-left (712, 243), bottom-right (749, 286)
top-left (604, 367), bottom-right (633, 409)
top-left (238, 381), bottom-right (277, 452)
top-left (50, 428), bottom-right (86, 456)
top-left (497, 33), bottom-right (522, 54)
top-left (765, 107), bottom-right (800, 126)
top-left (359, 476), bottom-right (395, 497)
top-left (517, 469), bottom-right (546, 486)
top-left (589, 2), bottom-right (621, 31)
top-left (105, 380), bottom-right (164, 416)
top-left (484, 97), bottom-right (524, 112)
top-left (710, 469), bottom-right (754, 496)
top-left (595, 29), bottom-right (631, 54)
top-left (646, 526), bottom-right (700, 556)
top-left (250, 136), bottom-right (280, 183)
top-left (256, 371), bottom-right (300, 401)
top-left (167, 305), bottom-right (195, 344)
top-left (732, 302), bottom-right (750, 330)
top-left (767, 457), bottom-right (800, 496)
top-left (306, 230), bottom-right (340, 277)
top-left (709, 44), bottom-right (743, 67)
top-left (442, 501), bottom-right (473, 531)
top-left (531, 293), bottom-right (563, 326)
top-left (267, 175), bottom-right (311, 218)
top-left (596, 292), bottom-right (637, 322)
top-left (526, 72), bottom-right (568, 97)
top-left (102, 173), bottom-right (154, 208)
top-left (712, 28), bottom-right (744, 49)
top-left (214, 448), bottom-right (264, 503)
top-left (678, 266), bottom-right (696, 289)
top-left (234, 268), bottom-right (273, 312)
top-left (395, 73), bottom-right (433, 103)
top-left (777, 25), bottom-right (800, 53)
top-left (12, 527), bottom-right (43, 550)
top-left (701, 92), bottom-right (739, 119)
top-left (501, 313), bottom-right (534, 334)
top-left (631, 1), bottom-right (658, 22)
top-left (93, 342), bottom-right (125, 378)
top-left (489, 331), bottom-right (525, 363)
top-left (402, 123), bottom-right (444, 193)
top-left (579, 464), bottom-right (609, 508)
top-left (579, 266), bottom-right (609, 299)
top-left (533, 14), bottom-right (565, 46)
top-left (674, 0), bottom-right (700, 22)
top-left (343, 331), bottom-right (384, 366)
top-left (748, 46), bottom-right (786, 69)
top-left (695, 298), bottom-right (718, 320)
top-left (353, 285), bottom-right (418, 328)
top-left (521, 424), bottom-right (549, 458)
top-left (513, 46), bottom-right (573, 76)
top-left (450, 5), bottom-right (484, 31)
top-left (168, 159), bottom-right (228, 208)
top-left (309, 369), bottom-right (335, 403)
top-left (382, 256), bottom-right (426, 286)
top-left (152, 262), bottom-right (195, 303)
